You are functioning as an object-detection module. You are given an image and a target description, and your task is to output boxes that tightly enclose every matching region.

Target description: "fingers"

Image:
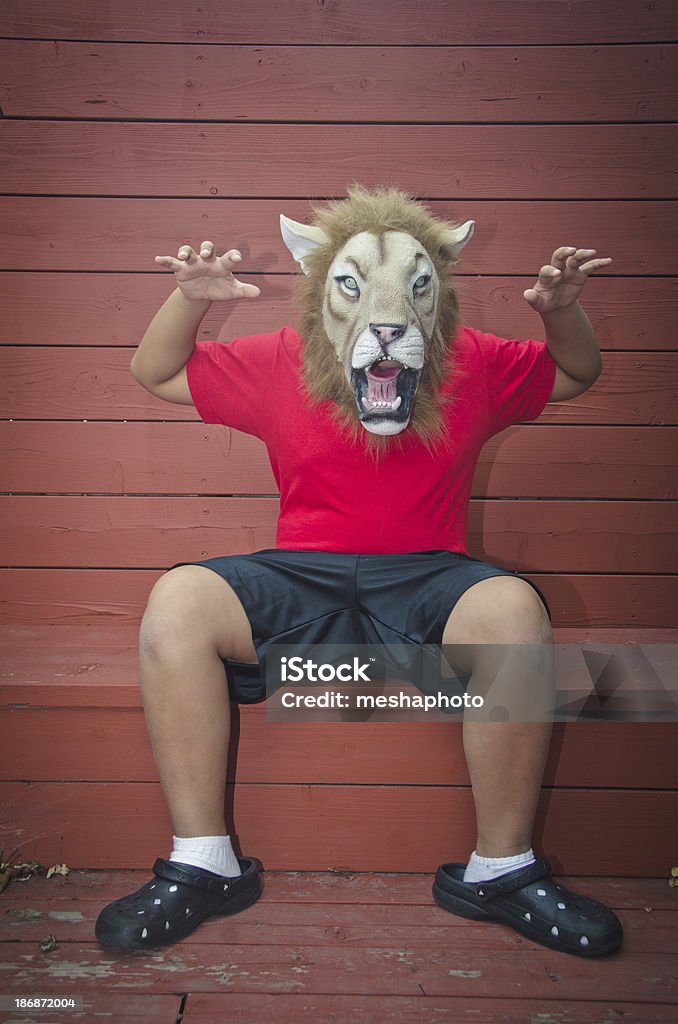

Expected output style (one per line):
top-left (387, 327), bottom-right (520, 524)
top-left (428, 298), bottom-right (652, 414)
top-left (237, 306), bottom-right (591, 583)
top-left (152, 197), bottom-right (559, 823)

top-left (579, 256), bottom-right (613, 274)
top-left (154, 243), bottom-right (245, 269)
top-left (536, 264), bottom-right (562, 289)
top-left (551, 246), bottom-right (576, 271)
top-left (154, 255), bottom-right (183, 271)
top-left (197, 241), bottom-right (243, 263)
top-left (219, 248), bottom-right (243, 265)
top-left (550, 246), bottom-right (613, 274)
top-left (154, 244), bottom-right (199, 269)
top-left (177, 244), bottom-right (197, 263)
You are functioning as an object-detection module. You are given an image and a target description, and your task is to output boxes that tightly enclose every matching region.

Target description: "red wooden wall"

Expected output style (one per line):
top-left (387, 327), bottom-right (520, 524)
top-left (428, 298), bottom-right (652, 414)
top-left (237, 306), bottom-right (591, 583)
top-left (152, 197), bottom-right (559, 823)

top-left (1, 1), bottom-right (677, 875)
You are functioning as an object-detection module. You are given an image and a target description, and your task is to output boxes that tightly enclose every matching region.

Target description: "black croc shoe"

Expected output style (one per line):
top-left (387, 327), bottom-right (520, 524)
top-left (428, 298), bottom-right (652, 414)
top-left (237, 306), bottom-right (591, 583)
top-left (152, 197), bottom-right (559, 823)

top-left (95, 856), bottom-right (262, 951)
top-left (432, 856), bottom-right (623, 957)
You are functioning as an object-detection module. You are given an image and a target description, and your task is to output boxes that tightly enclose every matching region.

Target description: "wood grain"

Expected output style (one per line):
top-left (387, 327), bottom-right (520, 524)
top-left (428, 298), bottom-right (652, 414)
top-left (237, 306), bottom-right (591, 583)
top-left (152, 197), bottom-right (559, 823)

top-left (3, 706), bottom-right (676, 789)
top-left (2, 122), bottom-right (675, 198)
top-left (2, 41), bottom-right (676, 122)
top-left (1, 495), bottom-right (674, 571)
top-left (0, 780), bottom-right (675, 874)
top-left (3, 0), bottom-right (676, 44)
top-left (1, 198), bottom-right (674, 275)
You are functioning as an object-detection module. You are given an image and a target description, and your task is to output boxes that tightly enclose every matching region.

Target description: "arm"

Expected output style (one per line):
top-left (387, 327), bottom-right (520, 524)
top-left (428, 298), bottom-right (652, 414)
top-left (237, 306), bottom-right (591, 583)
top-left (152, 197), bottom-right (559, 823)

top-left (131, 241), bottom-right (260, 404)
top-left (523, 246), bottom-right (612, 402)
top-left (130, 287), bottom-right (211, 404)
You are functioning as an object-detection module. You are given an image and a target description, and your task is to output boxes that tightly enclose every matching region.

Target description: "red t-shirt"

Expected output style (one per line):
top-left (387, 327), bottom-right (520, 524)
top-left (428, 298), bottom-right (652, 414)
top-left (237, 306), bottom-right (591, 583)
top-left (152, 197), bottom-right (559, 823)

top-left (185, 325), bottom-right (556, 555)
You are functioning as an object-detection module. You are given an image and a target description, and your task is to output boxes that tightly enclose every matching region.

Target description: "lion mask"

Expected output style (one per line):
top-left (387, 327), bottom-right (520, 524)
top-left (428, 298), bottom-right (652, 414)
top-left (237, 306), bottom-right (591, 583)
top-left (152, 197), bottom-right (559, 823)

top-left (280, 184), bottom-right (474, 452)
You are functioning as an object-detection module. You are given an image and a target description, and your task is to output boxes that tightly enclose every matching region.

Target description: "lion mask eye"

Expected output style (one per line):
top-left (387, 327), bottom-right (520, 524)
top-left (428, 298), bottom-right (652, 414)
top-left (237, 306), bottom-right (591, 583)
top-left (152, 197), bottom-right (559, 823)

top-left (335, 275), bottom-right (359, 295)
top-left (414, 274), bottom-right (431, 291)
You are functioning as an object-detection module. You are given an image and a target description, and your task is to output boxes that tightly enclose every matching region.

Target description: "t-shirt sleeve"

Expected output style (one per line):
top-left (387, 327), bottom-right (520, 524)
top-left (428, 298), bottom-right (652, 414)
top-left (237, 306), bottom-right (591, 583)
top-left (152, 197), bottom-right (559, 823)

top-left (185, 329), bottom-right (283, 439)
top-left (472, 328), bottom-right (557, 436)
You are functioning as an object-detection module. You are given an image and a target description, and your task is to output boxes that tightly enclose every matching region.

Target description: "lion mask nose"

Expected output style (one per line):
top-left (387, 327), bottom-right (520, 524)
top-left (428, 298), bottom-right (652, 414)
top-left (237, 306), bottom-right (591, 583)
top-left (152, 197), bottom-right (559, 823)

top-left (369, 323), bottom-right (407, 347)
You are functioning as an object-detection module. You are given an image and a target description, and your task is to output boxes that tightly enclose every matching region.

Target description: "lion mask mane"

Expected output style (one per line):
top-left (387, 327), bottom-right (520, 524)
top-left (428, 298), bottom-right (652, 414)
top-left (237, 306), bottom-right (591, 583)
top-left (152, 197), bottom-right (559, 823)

top-left (280, 184), bottom-right (474, 457)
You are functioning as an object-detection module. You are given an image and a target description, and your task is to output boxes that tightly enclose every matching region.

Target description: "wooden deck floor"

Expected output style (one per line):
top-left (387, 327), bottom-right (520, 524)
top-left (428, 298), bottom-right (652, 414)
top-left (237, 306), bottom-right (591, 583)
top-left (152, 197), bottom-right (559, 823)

top-left (0, 869), bottom-right (676, 1022)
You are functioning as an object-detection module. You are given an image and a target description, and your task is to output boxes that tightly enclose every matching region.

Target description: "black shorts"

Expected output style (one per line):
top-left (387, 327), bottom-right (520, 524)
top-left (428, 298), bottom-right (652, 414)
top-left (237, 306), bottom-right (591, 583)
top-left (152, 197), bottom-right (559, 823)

top-left (169, 549), bottom-right (551, 704)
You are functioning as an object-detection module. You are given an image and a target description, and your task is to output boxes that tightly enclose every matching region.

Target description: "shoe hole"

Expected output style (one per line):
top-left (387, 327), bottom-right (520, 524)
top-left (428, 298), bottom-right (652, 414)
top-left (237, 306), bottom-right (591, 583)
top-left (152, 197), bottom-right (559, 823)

top-left (557, 902), bottom-right (566, 910)
top-left (165, 921), bottom-right (170, 930)
top-left (186, 907), bottom-right (191, 915)
top-left (153, 898), bottom-right (161, 905)
top-left (137, 910), bottom-right (145, 915)
top-left (536, 888), bottom-right (546, 896)
top-left (169, 885), bottom-right (178, 892)
top-left (580, 935), bottom-right (589, 946)
top-left (551, 925), bottom-right (559, 936)
top-left (524, 912), bottom-right (531, 921)
top-left (141, 928), bottom-right (148, 939)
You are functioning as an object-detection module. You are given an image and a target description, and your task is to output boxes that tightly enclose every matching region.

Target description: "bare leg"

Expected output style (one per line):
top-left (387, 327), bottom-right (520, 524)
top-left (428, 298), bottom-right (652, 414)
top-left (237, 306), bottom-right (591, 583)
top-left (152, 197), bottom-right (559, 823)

top-left (442, 576), bottom-right (555, 857)
top-left (138, 565), bottom-right (258, 838)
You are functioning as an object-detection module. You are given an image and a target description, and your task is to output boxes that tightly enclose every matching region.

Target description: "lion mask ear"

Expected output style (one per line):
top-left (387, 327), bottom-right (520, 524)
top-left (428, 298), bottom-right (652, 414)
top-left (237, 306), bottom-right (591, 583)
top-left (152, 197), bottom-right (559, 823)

top-left (438, 220), bottom-right (475, 262)
top-left (280, 214), bottom-right (330, 274)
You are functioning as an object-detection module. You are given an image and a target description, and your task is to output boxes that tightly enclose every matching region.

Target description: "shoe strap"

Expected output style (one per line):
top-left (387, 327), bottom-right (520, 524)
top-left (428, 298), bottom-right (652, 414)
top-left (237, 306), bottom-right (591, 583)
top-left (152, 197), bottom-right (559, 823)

top-left (152, 857), bottom-right (238, 895)
top-left (473, 856), bottom-right (551, 900)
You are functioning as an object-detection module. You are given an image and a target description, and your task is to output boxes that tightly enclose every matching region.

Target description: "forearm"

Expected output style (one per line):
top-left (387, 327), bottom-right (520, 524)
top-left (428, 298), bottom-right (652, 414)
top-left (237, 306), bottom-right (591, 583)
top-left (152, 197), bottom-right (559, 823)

top-left (131, 287), bottom-right (212, 385)
top-left (540, 300), bottom-right (602, 385)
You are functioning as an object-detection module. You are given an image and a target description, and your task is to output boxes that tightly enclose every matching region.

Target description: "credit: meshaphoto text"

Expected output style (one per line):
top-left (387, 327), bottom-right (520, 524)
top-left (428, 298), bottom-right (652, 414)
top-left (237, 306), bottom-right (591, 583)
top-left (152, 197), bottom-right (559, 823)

top-left (279, 689), bottom-right (484, 710)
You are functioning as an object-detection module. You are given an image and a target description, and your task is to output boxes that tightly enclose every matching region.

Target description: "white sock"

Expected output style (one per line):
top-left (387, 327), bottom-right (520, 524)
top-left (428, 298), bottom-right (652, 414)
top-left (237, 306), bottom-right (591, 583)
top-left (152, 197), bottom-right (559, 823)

top-left (463, 847), bottom-right (535, 883)
top-left (169, 834), bottom-right (242, 877)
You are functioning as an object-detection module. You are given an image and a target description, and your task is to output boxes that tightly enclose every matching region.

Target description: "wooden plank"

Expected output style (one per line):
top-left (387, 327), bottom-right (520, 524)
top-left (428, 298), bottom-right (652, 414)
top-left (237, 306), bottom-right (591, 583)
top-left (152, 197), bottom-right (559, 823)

top-left (0, 781), bottom-right (676, 875)
top-left (2, 423), bottom-right (675, 500)
top-left (0, 939), bottom-right (675, 1002)
top-left (0, 569), bottom-right (161, 626)
top-left (181, 995), bottom-right (678, 1024)
top-left (3, 41), bottom-right (677, 122)
top-left (3, 868), bottom-right (671, 910)
top-left (0, 495), bottom-right (281, 564)
top-left (1, 569), bottom-right (675, 628)
top-left (2, 122), bottom-right (675, 199)
top-left (3, 0), bottom-right (676, 45)
top-left (1, 198), bottom-right (674, 276)
top-left (1, 273), bottom-right (676, 350)
top-left (1, 495), bottom-right (675, 572)
top-left (2, 706), bottom-right (676, 789)
top-left (1, 899), bottom-right (674, 955)
top-left (2, 623), bottom-right (675, 707)
top-left (0, 423), bottom-right (278, 495)
top-left (476, 500), bottom-right (678, 572)
top-left (3, 347), bottom-right (675, 424)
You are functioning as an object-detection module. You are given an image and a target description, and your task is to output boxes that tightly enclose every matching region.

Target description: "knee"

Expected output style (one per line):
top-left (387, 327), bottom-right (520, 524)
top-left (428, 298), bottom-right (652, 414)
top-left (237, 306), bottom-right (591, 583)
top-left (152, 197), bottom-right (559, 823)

top-left (482, 577), bottom-right (553, 644)
top-left (139, 566), bottom-right (213, 658)
top-left (449, 576), bottom-right (553, 646)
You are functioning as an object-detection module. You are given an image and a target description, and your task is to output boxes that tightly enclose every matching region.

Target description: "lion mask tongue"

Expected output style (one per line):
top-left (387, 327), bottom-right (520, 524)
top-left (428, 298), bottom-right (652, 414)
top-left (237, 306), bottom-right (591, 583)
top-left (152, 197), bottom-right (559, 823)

top-left (365, 364), bottom-right (401, 404)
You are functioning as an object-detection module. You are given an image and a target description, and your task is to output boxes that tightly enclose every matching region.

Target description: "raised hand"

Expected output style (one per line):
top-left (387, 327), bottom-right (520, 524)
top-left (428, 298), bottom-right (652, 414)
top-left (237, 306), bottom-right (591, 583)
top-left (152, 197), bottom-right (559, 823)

top-left (154, 241), bottom-right (261, 302)
top-left (523, 247), bottom-right (612, 315)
